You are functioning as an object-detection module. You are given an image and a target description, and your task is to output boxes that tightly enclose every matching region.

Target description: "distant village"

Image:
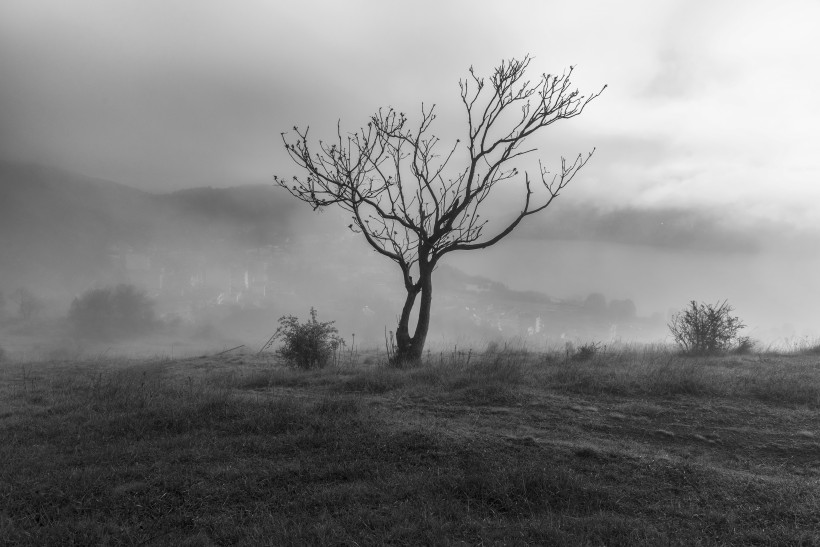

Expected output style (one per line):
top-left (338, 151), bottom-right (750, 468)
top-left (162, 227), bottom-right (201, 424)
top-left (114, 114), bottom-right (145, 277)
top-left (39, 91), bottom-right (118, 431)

top-left (111, 244), bottom-right (284, 311)
top-left (106, 237), bottom-right (664, 345)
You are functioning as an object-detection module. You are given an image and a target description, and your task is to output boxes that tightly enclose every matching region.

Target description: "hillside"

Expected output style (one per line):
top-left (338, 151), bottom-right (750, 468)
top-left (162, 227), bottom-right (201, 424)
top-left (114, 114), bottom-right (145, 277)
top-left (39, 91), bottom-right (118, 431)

top-left (0, 162), bottom-right (295, 294)
top-left (0, 163), bottom-right (155, 289)
top-left (2, 348), bottom-right (818, 544)
top-left (0, 162), bottom-right (663, 348)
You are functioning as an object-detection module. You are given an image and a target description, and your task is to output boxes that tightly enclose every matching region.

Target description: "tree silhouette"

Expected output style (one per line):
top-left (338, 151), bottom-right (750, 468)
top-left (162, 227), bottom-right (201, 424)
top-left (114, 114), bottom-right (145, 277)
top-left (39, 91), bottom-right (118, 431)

top-left (276, 56), bottom-right (604, 363)
top-left (12, 288), bottom-right (43, 323)
top-left (68, 284), bottom-right (157, 340)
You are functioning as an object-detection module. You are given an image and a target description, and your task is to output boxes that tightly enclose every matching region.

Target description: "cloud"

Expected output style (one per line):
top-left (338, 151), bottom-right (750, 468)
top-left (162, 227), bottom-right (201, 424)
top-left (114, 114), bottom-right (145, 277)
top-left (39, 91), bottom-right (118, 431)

top-left (509, 203), bottom-right (767, 253)
top-left (1, 0), bottom-right (818, 237)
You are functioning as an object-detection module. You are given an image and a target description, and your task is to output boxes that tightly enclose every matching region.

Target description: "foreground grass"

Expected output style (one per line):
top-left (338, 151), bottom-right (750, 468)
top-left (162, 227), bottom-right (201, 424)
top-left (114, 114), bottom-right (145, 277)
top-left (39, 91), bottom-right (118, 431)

top-left (1, 348), bottom-right (819, 545)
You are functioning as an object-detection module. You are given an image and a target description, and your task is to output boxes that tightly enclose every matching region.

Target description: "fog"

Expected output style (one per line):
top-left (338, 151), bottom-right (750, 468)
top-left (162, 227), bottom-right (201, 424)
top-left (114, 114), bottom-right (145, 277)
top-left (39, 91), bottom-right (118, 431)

top-left (2, 2), bottom-right (819, 358)
top-left (451, 239), bottom-right (820, 342)
top-left (1, 162), bottom-right (817, 361)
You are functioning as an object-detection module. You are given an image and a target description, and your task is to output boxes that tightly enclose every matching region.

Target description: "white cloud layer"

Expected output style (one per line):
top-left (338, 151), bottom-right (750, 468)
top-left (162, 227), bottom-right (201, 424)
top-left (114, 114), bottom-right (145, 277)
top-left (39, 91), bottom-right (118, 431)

top-left (1, 0), bottom-right (818, 233)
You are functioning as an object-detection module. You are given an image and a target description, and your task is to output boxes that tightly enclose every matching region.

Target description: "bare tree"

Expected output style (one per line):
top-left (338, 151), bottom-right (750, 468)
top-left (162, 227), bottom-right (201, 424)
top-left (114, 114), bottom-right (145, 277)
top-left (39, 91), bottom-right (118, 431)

top-left (276, 56), bottom-right (605, 363)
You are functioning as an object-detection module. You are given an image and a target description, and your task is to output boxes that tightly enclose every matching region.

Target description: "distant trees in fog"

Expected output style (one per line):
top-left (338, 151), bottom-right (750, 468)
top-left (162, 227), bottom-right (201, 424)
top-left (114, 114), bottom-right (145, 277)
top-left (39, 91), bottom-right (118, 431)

top-left (1, 288), bottom-right (44, 323)
top-left (68, 284), bottom-right (158, 340)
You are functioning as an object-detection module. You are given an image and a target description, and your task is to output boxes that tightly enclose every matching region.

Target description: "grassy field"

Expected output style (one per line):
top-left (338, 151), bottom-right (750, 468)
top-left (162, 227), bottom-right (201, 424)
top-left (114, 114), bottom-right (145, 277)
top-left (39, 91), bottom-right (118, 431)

top-left (1, 345), bottom-right (819, 545)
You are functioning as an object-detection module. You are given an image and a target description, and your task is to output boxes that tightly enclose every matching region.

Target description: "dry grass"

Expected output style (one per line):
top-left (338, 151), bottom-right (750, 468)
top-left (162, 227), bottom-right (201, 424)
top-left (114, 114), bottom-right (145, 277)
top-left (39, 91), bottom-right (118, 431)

top-left (1, 345), bottom-right (819, 545)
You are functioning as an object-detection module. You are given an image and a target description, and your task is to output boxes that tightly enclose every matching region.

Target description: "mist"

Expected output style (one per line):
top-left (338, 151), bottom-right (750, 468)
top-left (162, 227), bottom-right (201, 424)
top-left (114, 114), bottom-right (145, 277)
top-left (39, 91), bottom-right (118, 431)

top-left (451, 238), bottom-right (820, 343)
top-left (2, 1), bottom-right (819, 358)
top-left (2, 160), bottom-right (816, 363)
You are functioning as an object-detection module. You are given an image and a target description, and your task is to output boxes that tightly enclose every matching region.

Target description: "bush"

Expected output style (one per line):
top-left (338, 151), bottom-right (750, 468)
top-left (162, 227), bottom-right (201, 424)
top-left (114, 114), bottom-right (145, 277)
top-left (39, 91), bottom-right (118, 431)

top-left (68, 284), bottom-right (158, 340)
top-left (571, 341), bottom-right (604, 362)
top-left (733, 336), bottom-right (756, 355)
top-left (668, 300), bottom-right (745, 355)
top-left (267, 307), bottom-right (345, 369)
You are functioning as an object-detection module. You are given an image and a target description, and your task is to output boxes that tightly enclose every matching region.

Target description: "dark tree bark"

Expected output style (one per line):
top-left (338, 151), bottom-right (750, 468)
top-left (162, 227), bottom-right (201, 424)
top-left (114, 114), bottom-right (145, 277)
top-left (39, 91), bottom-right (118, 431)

top-left (276, 56), bottom-right (605, 364)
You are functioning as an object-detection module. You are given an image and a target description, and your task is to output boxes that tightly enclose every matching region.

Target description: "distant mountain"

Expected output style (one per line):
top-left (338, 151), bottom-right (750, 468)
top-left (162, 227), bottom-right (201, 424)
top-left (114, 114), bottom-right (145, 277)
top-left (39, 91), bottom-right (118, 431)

top-left (0, 163), bottom-right (154, 242)
top-left (0, 162), bottom-right (663, 342)
top-left (151, 185), bottom-right (300, 250)
top-left (0, 162), bottom-right (295, 294)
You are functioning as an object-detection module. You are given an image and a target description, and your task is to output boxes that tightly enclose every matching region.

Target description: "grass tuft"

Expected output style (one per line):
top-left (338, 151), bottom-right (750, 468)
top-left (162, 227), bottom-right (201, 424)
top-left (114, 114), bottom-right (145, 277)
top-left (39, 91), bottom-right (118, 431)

top-left (342, 367), bottom-right (407, 394)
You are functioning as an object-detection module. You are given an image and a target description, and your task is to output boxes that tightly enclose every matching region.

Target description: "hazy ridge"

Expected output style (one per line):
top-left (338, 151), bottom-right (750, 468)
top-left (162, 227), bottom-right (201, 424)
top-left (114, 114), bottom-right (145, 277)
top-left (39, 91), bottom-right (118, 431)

top-left (0, 162), bottom-right (663, 348)
top-left (0, 162), bottom-right (295, 292)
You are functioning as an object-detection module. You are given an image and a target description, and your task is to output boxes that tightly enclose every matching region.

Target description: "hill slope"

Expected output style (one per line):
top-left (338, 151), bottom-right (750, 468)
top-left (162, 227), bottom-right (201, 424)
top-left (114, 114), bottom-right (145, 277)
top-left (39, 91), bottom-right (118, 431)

top-left (2, 350), bottom-right (818, 544)
top-left (0, 162), bottom-right (662, 343)
top-left (0, 162), bottom-right (294, 293)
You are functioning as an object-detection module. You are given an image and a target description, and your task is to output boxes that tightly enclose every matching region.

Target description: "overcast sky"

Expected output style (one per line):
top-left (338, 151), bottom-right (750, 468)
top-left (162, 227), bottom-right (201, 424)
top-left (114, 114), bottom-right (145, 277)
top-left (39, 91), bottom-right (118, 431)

top-left (1, 0), bottom-right (818, 338)
top-left (2, 0), bottom-right (818, 231)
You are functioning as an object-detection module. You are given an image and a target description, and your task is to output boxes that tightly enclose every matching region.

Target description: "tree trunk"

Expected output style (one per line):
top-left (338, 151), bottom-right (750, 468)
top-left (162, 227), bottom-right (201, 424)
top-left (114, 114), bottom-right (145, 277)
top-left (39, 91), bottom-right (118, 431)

top-left (394, 268), bottom-right (433, 365)
top-left (395, 288), bottom-right (418, 361)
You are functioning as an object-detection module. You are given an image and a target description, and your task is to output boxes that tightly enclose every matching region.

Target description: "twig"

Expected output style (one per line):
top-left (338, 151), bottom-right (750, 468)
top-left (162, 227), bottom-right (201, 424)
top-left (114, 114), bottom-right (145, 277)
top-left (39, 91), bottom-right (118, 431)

top-left (384, 326), bottom-right (391, 363)
top-left (257, 334), bottom-right (278, 355)
top-left (216, 344), bottom-right (244, 357)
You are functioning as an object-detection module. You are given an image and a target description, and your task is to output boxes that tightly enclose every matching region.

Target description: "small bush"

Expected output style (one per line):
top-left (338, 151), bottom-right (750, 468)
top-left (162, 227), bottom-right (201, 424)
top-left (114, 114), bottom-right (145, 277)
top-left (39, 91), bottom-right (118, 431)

top-left (267, 307), bottom-right (345, 369)
top-left (572, 341), bottom-right (604, 362)
top-left (733, 336), bottom-right (756, 355)
top-left (668, 300), bottom-right (745, 355)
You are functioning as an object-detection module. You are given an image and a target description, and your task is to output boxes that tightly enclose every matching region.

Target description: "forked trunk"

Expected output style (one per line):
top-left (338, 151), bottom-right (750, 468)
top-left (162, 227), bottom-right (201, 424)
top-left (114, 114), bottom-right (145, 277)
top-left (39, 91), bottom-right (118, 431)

top-left (394, 268), bottom-right (433, 365)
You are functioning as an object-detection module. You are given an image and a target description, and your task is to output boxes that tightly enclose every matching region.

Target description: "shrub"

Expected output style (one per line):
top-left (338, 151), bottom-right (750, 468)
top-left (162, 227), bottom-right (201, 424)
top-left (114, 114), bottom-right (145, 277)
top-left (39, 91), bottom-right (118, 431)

top-left (485, 340), bottom-right (500, 354)
top-left (571, 341), bottom-right (604, 362)
top-left (733, 336), bottom-right (756, 355)
top-left (68, 284), bottom-right (158, 340)
top-left (268, 307), bottom-right (345, 369)
top-left (668, 300), bottom-right (745, 355)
